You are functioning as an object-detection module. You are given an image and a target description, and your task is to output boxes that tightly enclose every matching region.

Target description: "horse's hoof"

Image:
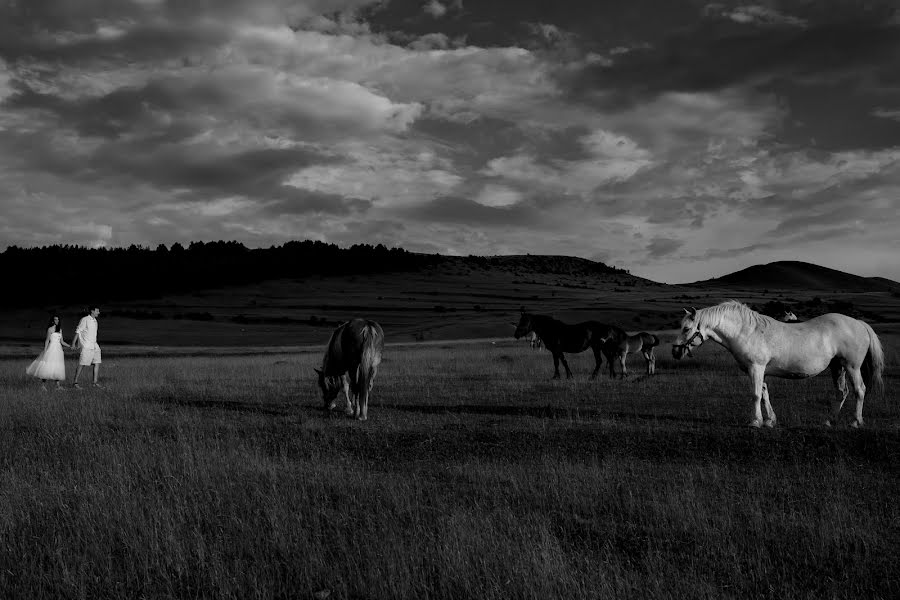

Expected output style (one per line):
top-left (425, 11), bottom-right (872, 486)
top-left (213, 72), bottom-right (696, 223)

top-left (850, 420), bottom-right (863, 429)
top-left (749, 420), bottom-right (763, 428)
top-left (764, 419), bottom-right (776, 428)
top-left (824, 420), bottom-right (834, 428)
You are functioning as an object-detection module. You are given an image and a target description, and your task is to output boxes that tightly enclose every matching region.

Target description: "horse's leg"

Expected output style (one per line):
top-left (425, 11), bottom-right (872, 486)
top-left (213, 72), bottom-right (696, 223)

top-left (342, 377), bottom-right (354, 417)
top-left (648, 348), bottom-right (656, 375)
top-left (350, 367), bottom-right (363, 418)
top-left (826, 362), bottom-right (849, 427)
top-left (358, 365), bottom-right (378, 422)
top-left (560, 353), bottom-right (573, 379)
top-left (618, 351), bottom-right (627, 379)
top-left (607, 350), bottom-right (617, 378)
top-left (551, 352), bottom-right (562, 379)
top-left (748, 365), bottom-right (765, 428)
top-left (589, 346), bottom-right (603, 380)
top-left (761, 382), bottom-right (776, 428)
top-left (846, 367), bottom-right (866, 429)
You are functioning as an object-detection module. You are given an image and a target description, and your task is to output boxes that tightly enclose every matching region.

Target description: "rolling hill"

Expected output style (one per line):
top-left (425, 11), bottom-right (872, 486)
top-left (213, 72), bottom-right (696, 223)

top-left (2, 250), bottom-right (898, 348)
top-left (684, 261), bottom-right (900, 293)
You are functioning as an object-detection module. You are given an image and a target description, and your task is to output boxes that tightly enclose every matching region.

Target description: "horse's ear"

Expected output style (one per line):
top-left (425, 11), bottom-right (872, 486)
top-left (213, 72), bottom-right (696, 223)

top-left (684, 307), bottom-right (697, 318)
top-left (314, 368), bottom-right (322, 376)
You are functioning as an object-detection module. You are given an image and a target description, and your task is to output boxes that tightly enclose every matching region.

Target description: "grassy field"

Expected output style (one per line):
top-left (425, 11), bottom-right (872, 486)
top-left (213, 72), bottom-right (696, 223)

top-left (1, 335), bottom-right (898, 599)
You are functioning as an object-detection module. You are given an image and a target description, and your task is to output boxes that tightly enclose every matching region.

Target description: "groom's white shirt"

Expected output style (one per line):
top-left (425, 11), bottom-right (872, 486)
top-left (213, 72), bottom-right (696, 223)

top-left (75, 316), bottom-right (98, 348)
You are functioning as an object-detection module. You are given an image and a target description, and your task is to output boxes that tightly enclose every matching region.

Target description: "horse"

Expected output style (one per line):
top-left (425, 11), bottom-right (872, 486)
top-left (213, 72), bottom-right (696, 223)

top-left (526, 331), bottom-right (543, 350)
top-left (314, 318), bottom-right (384, 421)
top-left (608, 331), bottom-right (660, 377)
top-left (513, 312), bottom-right (625, 379)
top-left (672, 301), bottom-right (884, 428)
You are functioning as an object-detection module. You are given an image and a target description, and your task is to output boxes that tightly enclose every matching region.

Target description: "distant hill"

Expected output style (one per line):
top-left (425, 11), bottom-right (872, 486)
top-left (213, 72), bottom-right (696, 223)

top-left (684, 261), bottom-right (900, 292)
top-left (0, 242), bottom-right (642, 309)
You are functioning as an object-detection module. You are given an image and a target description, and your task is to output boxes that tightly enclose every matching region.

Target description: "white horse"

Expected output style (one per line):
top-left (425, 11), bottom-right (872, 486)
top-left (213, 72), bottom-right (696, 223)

top-left (526, 331), bottom-right (543, 350)
top-left (672, 301), bottom-right (884, 428)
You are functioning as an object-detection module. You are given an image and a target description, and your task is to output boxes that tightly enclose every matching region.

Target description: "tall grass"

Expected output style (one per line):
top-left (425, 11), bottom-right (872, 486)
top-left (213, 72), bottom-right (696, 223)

top-left (0, 338), bottom-right (898, 599)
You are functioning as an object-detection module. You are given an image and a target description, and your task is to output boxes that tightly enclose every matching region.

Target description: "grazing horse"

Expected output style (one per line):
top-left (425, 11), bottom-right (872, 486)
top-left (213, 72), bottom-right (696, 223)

top-left (514, 312), bottom-right (624, 379)
top-left (672, 301), bottom-right (884, 428)
top-left (314, 318), bottom-right (384, 421)
top-left (609, 331), bottom-right (660, 377)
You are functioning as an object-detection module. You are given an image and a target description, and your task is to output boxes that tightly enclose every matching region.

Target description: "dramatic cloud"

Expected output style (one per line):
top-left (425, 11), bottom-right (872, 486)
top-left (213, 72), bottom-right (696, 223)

top-left (0, 0), bottom-right (899, 283)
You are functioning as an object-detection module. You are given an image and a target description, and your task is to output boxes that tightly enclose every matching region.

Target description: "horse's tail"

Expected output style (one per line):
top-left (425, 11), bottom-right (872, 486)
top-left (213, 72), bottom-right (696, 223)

top-left (861, 322), bottom-right (885, 399)
top-left (358, 322), bottom-right (384, 389)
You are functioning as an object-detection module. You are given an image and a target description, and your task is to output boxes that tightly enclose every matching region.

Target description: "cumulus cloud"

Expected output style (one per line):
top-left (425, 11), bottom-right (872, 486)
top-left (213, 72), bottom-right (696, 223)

top-left (703, 4), bottom-right (807, 27)
top-left (646, 237), bottom-right (685, 259)
top-left (873, 107), bottom-right (900, 121)
top-left (0, 0), bottom-right (899, 284)
top-left (473, 184), bottom-right (522, 207)
top-left (423, 0), bottom-right (447, 18)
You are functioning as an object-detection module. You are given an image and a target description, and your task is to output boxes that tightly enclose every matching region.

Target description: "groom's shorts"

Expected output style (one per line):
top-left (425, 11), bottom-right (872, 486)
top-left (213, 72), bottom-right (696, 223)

top-left (79, 345), bottom-right (102, 366)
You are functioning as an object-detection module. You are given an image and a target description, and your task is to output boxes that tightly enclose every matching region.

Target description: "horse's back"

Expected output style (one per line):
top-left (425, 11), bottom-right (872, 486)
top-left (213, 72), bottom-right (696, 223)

top-left (326, 319), bottom-right (384, 372)
top-left (763, 312), bottom-right (873, 374)
top-left (342, 318), bottom-right (384, 356)
top-left (779, 313), bottom-right (868, 345)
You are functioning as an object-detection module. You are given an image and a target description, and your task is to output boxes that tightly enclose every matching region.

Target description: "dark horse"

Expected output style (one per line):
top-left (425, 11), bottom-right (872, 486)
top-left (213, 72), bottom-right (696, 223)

top-left (315, 318), bottom-right (384, 421)
top-left (514, 312), bottom-right (625, 379)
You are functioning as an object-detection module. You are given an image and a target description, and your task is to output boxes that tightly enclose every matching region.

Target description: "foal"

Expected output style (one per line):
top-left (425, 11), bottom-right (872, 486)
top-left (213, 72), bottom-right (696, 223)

top-left (609, 332), bottom-right (660, 377)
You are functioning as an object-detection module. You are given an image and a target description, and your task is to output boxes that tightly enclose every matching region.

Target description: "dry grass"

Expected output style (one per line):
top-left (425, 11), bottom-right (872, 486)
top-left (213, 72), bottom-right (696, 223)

top-left (0, 337), bottom-right (898, 599)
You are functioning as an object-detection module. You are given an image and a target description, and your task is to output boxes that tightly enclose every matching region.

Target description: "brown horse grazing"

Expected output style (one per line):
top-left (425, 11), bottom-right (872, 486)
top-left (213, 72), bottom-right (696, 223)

top-left (315, 318), bottom-right (384, 421)
top-left (514, 312), bottom-right (625, 379)
top-left (609, 332), bottom-right (660, 377)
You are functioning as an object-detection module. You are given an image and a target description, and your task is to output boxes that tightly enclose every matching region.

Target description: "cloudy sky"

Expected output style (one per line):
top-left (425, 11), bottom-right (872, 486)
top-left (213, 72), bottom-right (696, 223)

top-left (1, 0), bottom-right (899, 283)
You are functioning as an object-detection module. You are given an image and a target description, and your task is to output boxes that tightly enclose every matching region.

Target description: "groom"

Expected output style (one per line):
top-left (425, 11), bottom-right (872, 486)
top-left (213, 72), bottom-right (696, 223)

top-left (71, 306), bottom-right (102, 389)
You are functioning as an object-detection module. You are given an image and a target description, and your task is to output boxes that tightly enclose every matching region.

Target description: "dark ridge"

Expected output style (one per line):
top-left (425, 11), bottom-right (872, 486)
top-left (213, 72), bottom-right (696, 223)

top-left (0, 242), bottom-right (632, 308)
top-left (683, 261), bottom-right (900, 292)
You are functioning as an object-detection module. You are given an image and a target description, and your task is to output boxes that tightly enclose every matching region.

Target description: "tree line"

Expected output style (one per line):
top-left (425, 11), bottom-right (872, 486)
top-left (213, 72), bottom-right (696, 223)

top-left (1, 240), bottom-right (434, 308)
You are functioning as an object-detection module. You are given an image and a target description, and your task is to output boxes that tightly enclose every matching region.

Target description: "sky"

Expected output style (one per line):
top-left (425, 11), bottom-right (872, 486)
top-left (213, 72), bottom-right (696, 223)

top-left (1, 0), bottom-right (899, 284)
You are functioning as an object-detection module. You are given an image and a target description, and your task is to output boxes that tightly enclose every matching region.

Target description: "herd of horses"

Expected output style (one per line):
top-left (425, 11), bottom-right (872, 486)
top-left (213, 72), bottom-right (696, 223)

top-left (511, 313), bottom-right (660, 380)
top-left (316, 301), bottom-right (885, 428)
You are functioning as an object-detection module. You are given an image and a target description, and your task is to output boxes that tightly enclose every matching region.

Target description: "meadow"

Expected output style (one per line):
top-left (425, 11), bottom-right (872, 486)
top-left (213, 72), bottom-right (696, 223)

top-left (1, 335), bottom-right (898, 599)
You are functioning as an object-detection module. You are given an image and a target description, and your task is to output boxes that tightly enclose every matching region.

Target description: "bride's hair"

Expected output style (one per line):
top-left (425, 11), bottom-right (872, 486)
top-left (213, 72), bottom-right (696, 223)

top-left (46, 316), bottom-right (61, 333)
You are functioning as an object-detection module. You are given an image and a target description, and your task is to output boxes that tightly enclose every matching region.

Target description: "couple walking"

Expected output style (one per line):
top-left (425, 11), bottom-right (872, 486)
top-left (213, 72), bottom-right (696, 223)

top-left (26, 306), bottom-right (103, 390)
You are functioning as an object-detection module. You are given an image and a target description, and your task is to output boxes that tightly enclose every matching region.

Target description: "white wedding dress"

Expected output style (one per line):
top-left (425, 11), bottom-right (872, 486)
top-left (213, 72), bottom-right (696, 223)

top-left (26, 332), bottom-right (66, 381)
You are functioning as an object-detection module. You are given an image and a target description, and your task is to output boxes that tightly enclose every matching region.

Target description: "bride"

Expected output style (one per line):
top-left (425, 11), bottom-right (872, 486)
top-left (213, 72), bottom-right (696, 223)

top-left (26, 315), bottom-right (72, 390)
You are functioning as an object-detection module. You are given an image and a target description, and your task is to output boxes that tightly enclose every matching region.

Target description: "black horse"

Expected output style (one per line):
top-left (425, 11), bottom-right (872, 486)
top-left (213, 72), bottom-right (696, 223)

top-left (514, 312), bottom-right (626, 379)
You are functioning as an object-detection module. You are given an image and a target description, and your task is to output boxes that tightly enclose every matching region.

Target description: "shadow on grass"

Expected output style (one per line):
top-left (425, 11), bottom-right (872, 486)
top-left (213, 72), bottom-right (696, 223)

top-left (381, 402), bottom-right (716, 425)
top-left (138, 391), bottom-right (298, 417)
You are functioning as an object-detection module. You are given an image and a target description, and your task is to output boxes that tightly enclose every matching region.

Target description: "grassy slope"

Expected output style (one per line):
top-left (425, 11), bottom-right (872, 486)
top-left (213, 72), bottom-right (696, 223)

top-left (0, 338), bottom-right (898, 599)
top-left (4, 257), bottom-right (899, 348)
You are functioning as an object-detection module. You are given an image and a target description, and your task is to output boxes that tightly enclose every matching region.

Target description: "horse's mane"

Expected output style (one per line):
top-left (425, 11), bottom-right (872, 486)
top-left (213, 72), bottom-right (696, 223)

top-left (698, 300), bottom-right (771, 331)
top-left (322, 321), bottom-right (349, 371)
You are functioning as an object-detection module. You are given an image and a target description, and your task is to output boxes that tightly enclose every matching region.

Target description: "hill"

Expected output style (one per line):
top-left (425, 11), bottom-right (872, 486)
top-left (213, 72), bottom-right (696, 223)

top-left (1, 247), bottom-right (675, 347)
top-left (684, 261), bottom-right (900, 293)
top-left (2, 248), bottom-right (898, 347)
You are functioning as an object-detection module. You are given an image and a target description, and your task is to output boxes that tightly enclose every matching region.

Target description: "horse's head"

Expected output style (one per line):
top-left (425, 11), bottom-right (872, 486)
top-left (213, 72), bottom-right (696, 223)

top-left (781, 311), bottom-right (798, 322)
top-left (513, 312), bottom-right (533, 339)
top-left (672, 307), bottom-right (705, 360)
top-left (314, 367), bottom-right (343, 409)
